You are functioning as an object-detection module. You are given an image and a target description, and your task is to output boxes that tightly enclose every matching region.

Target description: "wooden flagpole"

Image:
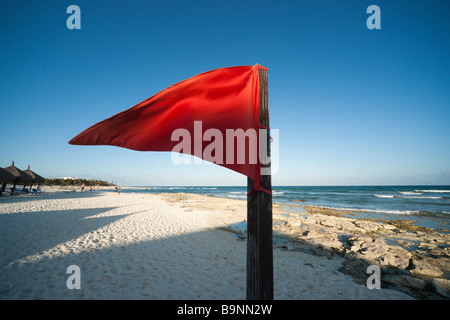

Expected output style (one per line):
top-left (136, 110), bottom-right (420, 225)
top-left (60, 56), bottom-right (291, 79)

top-left (246, 66), bottom-right (273, 300)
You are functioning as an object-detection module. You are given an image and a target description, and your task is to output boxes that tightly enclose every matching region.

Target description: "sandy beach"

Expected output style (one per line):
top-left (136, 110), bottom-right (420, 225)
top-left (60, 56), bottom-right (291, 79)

top-left (1, 188), bottom-right (445, 300)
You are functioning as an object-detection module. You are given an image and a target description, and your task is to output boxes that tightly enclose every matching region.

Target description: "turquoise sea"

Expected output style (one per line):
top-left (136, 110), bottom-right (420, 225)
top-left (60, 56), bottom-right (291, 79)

top-left (118, 185), bottom-right (450, 231)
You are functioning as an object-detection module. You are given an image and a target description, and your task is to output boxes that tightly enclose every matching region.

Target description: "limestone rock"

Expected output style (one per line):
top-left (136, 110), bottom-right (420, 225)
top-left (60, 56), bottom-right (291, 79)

top-left (354, 220), bottom-right (382, 232)
top-left (338, 258), bottom-right (370, 285)
top-left (378, 246), bottom-right (411, 270)
top-left (348, 236), bottom-right (379, 253)
top-left (432, 278), bottom-right (450, 298)
top-left (382, 224), bottom-right (397, 231)
top-left (409, 257), bottom-right (444, 278)
top-left (315, 214), bottom-right (362, 232)
top-left (348, 236), bottom-right (411, 269)
top-left (384, 275), bottom-right (426, 290)
top-left (287, 220), bottom-right (302, 228)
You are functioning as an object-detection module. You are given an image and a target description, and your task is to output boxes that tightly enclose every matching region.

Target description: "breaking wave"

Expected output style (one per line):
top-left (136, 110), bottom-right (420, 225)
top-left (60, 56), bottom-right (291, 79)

top-left (322, 206), bottom-right (419, 215)
top-left (416, 190), bottom-right (450, 193)
top-left (374, 194), bottom-right (442, 199)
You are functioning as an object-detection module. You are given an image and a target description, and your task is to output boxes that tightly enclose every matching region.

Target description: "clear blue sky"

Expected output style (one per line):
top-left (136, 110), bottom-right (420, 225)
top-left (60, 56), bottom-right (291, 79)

top-left (1, 0), bottom-right (449, 186)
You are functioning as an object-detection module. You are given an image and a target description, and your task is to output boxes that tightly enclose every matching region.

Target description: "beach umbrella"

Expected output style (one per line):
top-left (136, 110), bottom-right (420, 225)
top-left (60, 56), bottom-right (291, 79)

top-left (3, 161), bottom-right (33, 193)
top-left (23, 164), bottom-right (45, 190)
top-left (0, 167), bottom-right (15, 196)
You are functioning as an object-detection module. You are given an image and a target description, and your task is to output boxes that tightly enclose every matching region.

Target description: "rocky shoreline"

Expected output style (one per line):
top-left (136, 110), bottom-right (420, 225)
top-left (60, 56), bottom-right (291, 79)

top-left (272, 205), bottom-right (450, 299)
top-left (160, 192), bottom-right (449, 299)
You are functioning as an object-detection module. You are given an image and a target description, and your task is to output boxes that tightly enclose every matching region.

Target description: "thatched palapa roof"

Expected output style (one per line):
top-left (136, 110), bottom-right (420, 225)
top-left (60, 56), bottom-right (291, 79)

top-left (3, 161), bottom-right (32, 185)
top-left (0, 167), bottom-right (15, 184)
top-left (23, 165), bottom-right (45, 184)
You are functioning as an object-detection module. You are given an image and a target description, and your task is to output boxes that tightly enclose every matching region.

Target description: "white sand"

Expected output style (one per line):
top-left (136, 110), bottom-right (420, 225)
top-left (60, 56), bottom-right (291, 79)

top-left (0, 190), bottom-right (413, 299)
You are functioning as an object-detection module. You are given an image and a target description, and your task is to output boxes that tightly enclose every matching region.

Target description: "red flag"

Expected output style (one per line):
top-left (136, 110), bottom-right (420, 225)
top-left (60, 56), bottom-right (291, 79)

top-left (69, 64), bottom-right (268, 192)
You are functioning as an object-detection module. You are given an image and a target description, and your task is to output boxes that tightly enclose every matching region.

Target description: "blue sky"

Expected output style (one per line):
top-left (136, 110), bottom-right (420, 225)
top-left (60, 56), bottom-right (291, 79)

top-left (1, 0), bottom-right (449, 186)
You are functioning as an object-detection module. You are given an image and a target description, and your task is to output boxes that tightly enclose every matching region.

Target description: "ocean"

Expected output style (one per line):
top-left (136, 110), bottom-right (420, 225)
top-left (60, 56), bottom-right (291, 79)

top-left (119, 185), bottom-right (450, 231)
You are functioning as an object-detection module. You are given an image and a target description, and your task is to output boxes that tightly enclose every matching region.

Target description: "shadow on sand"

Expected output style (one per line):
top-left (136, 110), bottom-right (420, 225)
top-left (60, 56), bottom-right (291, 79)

top-left (0, 190), bottom-right (105, 203)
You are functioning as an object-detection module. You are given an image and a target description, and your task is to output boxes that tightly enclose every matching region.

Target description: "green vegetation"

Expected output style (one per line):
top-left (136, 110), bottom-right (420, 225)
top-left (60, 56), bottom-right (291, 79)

top-left (44, 178), bottom-right (113, 187)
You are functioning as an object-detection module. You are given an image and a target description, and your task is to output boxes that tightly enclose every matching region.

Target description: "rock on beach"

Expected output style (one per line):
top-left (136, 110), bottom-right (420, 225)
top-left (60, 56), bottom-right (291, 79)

top-left (273, 205), bottom-right (450, 299)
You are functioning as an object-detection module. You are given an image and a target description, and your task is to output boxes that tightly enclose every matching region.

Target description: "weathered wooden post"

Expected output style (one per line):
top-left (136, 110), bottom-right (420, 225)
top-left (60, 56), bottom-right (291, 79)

top-left (247, 66), bottom-right (273, 300)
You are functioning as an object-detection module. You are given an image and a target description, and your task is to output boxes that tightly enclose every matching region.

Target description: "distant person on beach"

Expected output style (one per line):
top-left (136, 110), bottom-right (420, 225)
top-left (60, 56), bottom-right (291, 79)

top-left (117, 185), bottom-right (122, 195)
top-left (81, 183), bottom-right (85, 192)
top-left (115, 185), bottom-right (117, 194)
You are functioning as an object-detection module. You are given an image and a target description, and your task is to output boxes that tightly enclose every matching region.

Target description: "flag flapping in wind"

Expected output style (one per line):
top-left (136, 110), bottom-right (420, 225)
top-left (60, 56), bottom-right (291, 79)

top-left (69, 64), bottom-right (269, 193)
